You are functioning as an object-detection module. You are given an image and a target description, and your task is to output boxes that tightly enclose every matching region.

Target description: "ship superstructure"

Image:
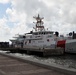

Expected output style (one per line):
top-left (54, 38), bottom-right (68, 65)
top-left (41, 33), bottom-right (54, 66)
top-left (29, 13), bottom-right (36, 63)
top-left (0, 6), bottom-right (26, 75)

top-left (23, 14), bottom-right (59, 49)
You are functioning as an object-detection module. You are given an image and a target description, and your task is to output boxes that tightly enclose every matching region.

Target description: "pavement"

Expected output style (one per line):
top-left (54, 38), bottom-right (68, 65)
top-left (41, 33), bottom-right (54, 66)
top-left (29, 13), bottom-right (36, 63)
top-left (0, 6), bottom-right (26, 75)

top-left (0, 54), bottom-right (68, 75)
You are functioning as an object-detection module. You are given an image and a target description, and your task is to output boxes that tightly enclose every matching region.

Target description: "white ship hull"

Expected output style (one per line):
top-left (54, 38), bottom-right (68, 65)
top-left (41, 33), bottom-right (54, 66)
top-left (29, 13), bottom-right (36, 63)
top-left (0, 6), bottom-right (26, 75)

top-left (65, 39), bottom-right (76, 53)
top-left (57, 39), bottom-right (76, 53)
top-left (23, 34), bottom-right (56, 49)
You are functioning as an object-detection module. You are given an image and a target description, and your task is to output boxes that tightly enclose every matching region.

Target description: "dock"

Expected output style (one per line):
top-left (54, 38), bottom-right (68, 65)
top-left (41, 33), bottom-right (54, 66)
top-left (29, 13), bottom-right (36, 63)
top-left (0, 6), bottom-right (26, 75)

top-left (0, 52), bottom-right (69, 75)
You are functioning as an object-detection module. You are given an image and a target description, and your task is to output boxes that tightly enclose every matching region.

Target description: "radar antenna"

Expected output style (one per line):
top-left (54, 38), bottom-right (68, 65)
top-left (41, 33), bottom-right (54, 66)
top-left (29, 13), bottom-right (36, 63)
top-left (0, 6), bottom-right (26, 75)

top-left (33, 14), bottom-right (45, 31)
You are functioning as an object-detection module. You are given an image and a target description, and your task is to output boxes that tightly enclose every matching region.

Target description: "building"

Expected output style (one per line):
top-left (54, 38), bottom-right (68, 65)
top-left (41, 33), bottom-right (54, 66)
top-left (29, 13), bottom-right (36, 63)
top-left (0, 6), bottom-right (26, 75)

top-left (0, 42), bottom-right (9, 48)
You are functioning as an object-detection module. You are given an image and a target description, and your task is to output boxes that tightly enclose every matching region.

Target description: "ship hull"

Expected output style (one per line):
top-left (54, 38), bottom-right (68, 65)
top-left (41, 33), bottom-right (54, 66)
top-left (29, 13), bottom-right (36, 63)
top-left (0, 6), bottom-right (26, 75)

top-left (65, 39), bottom-right (76, 53)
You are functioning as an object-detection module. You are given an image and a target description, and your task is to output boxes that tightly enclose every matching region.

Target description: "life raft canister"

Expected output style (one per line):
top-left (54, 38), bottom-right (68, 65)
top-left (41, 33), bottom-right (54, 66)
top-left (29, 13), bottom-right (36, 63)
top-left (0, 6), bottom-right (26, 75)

top-left (57, 40), bottom-right (66, 48)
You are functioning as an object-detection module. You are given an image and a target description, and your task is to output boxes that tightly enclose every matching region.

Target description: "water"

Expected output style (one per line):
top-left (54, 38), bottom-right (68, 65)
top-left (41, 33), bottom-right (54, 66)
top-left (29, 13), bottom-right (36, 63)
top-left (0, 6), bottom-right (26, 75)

top-left (0, 50), bottom-right (76, 69)
top-left (46, 55), bottom-right (76, 69)
top-left (32, 54), bottom-right (76, 69)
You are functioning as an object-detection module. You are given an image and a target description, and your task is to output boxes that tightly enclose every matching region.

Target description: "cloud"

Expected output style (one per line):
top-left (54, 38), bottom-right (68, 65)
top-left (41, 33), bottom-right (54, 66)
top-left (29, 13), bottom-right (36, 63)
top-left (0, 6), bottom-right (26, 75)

top-left (0, 17), bottom-right (11, 41)
top-left (0, 0), bottom-right (10, 4)
top-left (0, 0), bottom-right (76, 42)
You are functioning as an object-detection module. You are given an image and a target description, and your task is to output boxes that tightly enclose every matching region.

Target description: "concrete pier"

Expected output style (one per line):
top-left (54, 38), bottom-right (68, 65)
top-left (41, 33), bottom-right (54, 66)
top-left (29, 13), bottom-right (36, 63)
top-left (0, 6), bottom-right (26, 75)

top-left (0, 53), bottom-right (68, 75)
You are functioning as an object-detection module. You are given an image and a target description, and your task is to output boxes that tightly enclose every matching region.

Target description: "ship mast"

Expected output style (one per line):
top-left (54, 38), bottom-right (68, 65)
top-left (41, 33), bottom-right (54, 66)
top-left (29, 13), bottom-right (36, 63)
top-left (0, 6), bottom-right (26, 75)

top-left (33, 14), bottom-right (44, 31)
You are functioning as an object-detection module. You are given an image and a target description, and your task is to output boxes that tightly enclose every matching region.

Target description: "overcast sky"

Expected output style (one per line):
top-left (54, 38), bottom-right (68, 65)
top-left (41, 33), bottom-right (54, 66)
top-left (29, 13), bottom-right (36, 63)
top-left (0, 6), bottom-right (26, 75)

top-left (0, 0), bottom-right (76, 42)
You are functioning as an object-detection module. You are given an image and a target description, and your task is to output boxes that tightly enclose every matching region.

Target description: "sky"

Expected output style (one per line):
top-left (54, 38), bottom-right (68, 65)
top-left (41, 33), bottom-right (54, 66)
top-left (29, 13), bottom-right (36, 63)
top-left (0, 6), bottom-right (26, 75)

top-left (0, 0), bottom-right (76, 42)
